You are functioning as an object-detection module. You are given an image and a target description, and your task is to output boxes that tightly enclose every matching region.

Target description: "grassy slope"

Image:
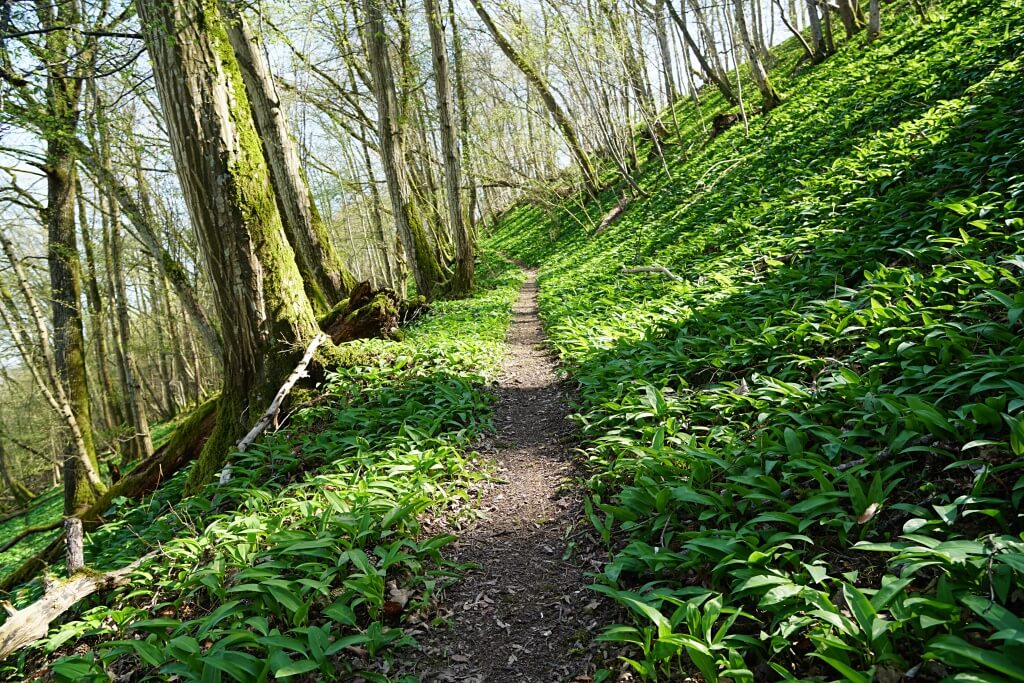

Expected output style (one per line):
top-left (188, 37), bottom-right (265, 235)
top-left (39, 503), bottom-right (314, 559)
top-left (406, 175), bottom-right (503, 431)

top-left (490, 1), bottom-right (1024, 680)
top-left (0, 254), bottom-right (524, 681)
top-left (0, 419), bottom-right (188, 580)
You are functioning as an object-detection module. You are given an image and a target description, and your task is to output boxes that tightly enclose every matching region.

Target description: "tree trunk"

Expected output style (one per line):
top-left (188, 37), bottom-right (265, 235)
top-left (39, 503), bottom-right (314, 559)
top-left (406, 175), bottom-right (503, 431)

top-left (362, 0), bottom-right (447, 301)
top-left (77, 183), bottom-right (120, 433)
top-left (161, 272), bottom-right (193, 406)
top-left (665, 1), bottom-right (738, 105)
top-left (654, 0), bottom-right (678, 106)
top-left (835, 0), bottom-right (864, 38)
top-left (146, 263), bottom-right (177, 419)
top-left (821, 1), bottom-right (836, 54)
top-left (135, 0), bottom-right (321, 494)
top-left (732, 0), bottom-right (782, 112)
top-left (448, 0), bottom-right (479, 236)
top-left (77, 135), bottom-right (223, 359)
top-left (219, 3), bottom-right (356, 313)
top-left (424, 0), bottom-right (474, 297)
top-left (0, 440), bottom-right (35, 507)
top-left (470, 0), bottom-right (599, 195)
top-left (805, 0), bottom-right (827, 61)
top-left (0, 238), bottom-right (102, 502)
top-left (771, 0), bottom-right (814, 61)
top-left (108, 184), bottom-right (154, 462)
top-left (868, 0), bottom-right (880, 40)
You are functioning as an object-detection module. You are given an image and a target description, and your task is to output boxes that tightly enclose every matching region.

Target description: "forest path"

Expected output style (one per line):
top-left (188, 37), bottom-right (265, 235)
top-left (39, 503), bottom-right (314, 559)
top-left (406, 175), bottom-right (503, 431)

top-left (400, 271), bottom-right (605, 682)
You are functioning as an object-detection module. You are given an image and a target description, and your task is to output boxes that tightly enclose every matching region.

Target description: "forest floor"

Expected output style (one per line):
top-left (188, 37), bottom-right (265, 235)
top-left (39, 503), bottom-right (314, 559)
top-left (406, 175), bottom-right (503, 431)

top-left (398, 272), bottom-right (612, 682)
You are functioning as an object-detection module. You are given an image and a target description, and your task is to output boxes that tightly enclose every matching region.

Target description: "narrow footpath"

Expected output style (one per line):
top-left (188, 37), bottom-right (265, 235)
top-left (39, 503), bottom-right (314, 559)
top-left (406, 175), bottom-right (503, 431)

top-left (402, 271), bottom-right (608, 682)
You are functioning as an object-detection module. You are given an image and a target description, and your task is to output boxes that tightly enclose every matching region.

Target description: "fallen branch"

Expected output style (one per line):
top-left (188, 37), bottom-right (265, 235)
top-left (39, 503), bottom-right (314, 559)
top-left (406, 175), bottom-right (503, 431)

top-left (0, 507), bottom-right (30, 526)
top-left (594, 194), bottom-right (632, 236)
top-left (0, 399), bottom-right (218, 594)
top-left (621, 265), bottom-right (686, 283)
top-left (0, 550), bottom-right (157, 660)
top-left (219, 332), bottom-right (328, 485)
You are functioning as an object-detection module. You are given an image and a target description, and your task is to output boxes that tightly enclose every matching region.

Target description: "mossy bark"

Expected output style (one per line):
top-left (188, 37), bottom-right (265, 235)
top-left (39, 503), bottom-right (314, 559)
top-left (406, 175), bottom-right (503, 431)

top-left (219, 4), bottom-right (357, 313)
top-left (362, 0), bottom-right (448, 302)
top-left (136, 0), bottom-right (321, 495)
top-left (38, 0), bottom-right (106, 515)
top-left (320, 281), bottom-right (401, 344)
top-left (424, 0), bottom-right (475, 298)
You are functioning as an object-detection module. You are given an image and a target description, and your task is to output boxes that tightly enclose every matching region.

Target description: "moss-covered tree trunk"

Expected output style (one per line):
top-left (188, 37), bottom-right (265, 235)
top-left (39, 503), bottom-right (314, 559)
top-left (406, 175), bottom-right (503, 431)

top-left (219, 3), bottom-right (356, 313)
top-left (424, 0), bottom-right (474, 297)
top-left (135, 0), bottom-right (321, 494)
top-left (362, 0), bottom-right (447, 301)
top-left (37, 0), bottom-right (106, 515)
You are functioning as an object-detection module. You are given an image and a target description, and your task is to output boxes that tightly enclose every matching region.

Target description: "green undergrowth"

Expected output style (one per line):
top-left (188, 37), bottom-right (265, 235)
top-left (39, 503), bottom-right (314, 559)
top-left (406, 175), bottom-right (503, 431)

top-left (0, 418), bottom-right (193, 581)
top-left (0, 252), bottom-right (523, 682)
top-left (0, 489), bottom-right (64, 578)
top-left (490, 1), bottom-right (1024, 681)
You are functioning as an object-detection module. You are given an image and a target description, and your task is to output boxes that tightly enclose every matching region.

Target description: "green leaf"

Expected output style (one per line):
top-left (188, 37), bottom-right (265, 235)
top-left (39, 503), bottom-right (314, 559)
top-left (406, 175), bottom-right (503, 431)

top-left (274, 659), bottom-right (320, 677)
top-left (929, 635), bottom-right (1024, 680)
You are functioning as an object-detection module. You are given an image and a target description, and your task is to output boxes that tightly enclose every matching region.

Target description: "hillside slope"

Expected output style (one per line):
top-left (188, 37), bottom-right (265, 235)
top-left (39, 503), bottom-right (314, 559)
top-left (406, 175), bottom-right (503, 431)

top-left (490, 0), bottom-right (1024, 680)
top-left (0, 256), bottom-right (525, 680)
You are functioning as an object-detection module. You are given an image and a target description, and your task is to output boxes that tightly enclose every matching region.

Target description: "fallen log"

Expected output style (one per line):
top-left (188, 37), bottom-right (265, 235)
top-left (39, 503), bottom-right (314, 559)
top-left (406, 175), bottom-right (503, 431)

top-left (0, 519), bottom-right (62, 554)
top-left (1, 286), bottom-right (401, 594)
top-left (0, 550), bottom-right (157, 660)
top-left (0, 399), bottom-right (217, 594)
top-left (321, 281), bottom-right (401, 344)
top-left (594, 194), bottom-right (632, 236)
top-left (0, 507), bottom-right (31, 527)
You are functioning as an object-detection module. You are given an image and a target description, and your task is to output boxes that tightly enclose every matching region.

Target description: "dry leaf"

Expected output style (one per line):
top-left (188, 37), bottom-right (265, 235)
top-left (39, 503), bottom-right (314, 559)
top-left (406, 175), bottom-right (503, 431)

top-left (857, 502), bottom-right (881, 524)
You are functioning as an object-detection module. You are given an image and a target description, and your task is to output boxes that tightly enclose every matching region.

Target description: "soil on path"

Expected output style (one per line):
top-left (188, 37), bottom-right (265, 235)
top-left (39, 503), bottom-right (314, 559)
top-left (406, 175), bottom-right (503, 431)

top-left (401, 271), bottom-right (609, 682)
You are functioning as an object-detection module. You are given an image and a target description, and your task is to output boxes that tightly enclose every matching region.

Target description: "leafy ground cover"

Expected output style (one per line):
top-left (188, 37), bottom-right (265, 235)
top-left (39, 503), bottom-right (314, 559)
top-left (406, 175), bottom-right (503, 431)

top-left (490, 1), bottom-right (1024, 680)
top-left (0, 417), bottom-right (190, 581)
top-left (0, 253), bottom-right (523, 682)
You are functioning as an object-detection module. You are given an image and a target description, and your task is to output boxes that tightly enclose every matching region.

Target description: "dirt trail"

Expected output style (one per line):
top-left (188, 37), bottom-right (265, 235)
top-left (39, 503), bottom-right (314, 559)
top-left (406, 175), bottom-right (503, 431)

top-left (402, 271), bottom-right (607, 682)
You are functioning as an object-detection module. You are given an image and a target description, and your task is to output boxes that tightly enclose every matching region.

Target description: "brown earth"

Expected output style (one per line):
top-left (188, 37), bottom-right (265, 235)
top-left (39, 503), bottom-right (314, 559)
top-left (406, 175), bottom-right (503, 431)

top-left (396, 271), bottom-right (615, 682)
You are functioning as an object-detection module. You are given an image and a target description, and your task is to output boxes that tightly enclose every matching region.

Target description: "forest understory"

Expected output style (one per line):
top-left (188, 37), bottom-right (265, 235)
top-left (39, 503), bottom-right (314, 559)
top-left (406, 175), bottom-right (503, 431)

top-left (1, 0), bottom-right (1023, 680)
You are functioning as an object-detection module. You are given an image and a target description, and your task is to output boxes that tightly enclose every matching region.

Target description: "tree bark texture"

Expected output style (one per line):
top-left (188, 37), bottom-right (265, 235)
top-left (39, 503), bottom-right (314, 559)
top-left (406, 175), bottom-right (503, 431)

top-left (135, 0), bottom-right (320, 493)
top-left (220, 3), bottom-right (356, 313)
top-left (362, 0), bottom-right (447, 301)
top-left (424, 0), bottom-right (474, 296)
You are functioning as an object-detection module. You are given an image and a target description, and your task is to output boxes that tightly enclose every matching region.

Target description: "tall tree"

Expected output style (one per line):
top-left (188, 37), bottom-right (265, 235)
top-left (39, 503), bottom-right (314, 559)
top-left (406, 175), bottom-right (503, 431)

top-left (470, 0), bottom-right (599, 195)
top-left (135, 0), bottom-right (322, 493)
top-left (362, 0), bottom-right (447, 300)
top-left (218, 3), bottom-right (356, 313)
top-left (35, 0), bottom-right (108, 513)
top-left (665, 1), bottom-right (738, 105)
top-left (424, 0), bottom-right (474, 296)
top-left (732, 0), bottom-right (782, 112)
top-left (447, 0), bottom-right (479, 234)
